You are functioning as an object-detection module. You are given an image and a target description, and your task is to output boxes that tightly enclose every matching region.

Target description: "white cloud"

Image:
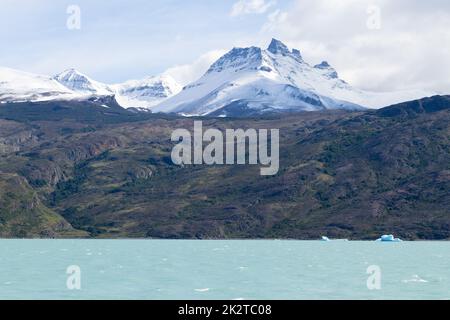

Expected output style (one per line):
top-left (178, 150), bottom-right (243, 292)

top-left (262, 9), bottom-right (288, 32)
top-left (231, 0), bottom-right (276, 17)
top-left (259, 0), bottom-right (450, 93)
top-left (2, 0), bottom-right (449, 94)
top-left (164, 50), bottom-right (227, 86)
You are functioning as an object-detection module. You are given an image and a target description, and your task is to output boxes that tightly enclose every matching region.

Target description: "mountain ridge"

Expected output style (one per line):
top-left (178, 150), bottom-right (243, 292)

top-left (0, 94), bottom-right (449, 239)
top-left (0, 39), bottom-right (437, 116)
top-left (153, 39), bottom-right (435, 116)
top-left (153, 39), bottom-right (364, 116)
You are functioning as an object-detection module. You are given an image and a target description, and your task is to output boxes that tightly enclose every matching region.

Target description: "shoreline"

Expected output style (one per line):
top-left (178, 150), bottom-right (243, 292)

top-left (0, 238), bottom-right (449, 242)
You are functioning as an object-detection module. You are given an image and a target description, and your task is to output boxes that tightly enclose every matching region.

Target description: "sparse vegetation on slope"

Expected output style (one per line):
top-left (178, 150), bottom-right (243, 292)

top-left (0, 96), bottom-right (449, 239)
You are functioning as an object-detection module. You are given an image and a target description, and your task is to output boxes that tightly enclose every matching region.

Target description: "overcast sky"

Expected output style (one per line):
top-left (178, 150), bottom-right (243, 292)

top-left (1, 0), bottom-right (449, 93)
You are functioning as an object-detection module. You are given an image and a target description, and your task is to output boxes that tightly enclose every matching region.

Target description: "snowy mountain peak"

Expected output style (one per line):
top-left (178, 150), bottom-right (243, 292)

top-left (266, 38), bottom-right (303, 61)
top-left (204, 40), bottom-right (302, 76)
top-left (54, 68), bottom-right (91, 87)
top-left (207, 46), bottom-right (263, 74)
top-left (54, 69), bottom-right (112, 95)
top-left (152, 39), bottom-right (366, 116)
top-left (267, 38), bottom-right (290, 55)
top-left (153, 38), bottom-right (435, 116)
top-left (115, 74), bottom-right (181, 98)
top-left (113, 74), bottom-right (182, 110)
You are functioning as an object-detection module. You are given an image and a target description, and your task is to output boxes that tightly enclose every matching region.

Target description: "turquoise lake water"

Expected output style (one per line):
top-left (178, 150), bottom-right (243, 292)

top-left (0, 240), bottom-right (449, 300)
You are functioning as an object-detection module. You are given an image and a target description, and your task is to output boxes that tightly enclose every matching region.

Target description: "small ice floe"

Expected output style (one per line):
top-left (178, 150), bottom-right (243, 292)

top-left (376, 235), bottom-right (403, 242)
top-left (194, 288), bottom-right (210, 292)
top-left (321, 236), bottom-right (348, 242)
top-left (402, 275), bottom-right (428, 283)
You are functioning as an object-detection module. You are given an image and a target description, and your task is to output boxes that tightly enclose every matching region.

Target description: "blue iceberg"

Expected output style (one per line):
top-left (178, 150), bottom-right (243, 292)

top-left (376, 234), bottom-right (403, 242)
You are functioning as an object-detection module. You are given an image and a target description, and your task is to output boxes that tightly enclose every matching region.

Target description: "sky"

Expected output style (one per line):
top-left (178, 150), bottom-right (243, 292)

top-left (1, 0), bottom-right (449, 93)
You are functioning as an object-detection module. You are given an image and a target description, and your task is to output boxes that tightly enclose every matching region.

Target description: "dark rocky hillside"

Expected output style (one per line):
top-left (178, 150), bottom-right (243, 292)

top-left (0, 95), bottom-right (449, 239)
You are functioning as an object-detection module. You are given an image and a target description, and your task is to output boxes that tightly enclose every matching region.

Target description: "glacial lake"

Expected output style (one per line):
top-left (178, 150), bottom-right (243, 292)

top-left (0, 240), bottom-right (449, 300)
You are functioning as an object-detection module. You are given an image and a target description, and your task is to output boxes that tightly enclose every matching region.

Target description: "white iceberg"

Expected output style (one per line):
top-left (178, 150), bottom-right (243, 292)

top-left (321, 236), bottom-right (349, 242)
top-left (376, 235), bottom-right (403, 242)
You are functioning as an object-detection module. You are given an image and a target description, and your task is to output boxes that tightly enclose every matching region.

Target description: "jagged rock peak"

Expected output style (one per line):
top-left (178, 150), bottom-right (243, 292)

top-left (314, 61), bottom-right (338, 79)
top-left (267, 38), bottom-right (290, 55)
top-left (207, 46), bottom-right (263, 73)
top-left (314, 61), bottom-right (331, 69)
top-left (267, 38), bottom-right (303, 61)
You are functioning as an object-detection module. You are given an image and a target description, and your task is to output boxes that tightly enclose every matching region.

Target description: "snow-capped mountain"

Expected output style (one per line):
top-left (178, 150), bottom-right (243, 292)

top-left (0, 67), bottom-right (76, 103)
top-left (153, 39), bottom-right (432, 116)
top-left (0, 39), bottom-right (435, 116)
top-left (0, 66), bottom-right (181, 110)
top-left (112, 75), bottom-right (181, 110)
top-left (54, 69), bottom-right (182, 110)
top-left (152, 39), bottom-right (363, 116)
top-left (54, 69), bottom-right (113, 96)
